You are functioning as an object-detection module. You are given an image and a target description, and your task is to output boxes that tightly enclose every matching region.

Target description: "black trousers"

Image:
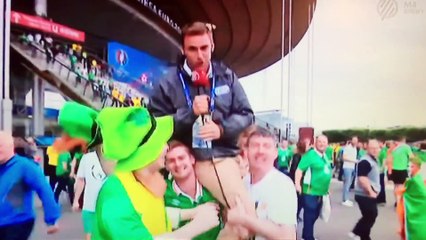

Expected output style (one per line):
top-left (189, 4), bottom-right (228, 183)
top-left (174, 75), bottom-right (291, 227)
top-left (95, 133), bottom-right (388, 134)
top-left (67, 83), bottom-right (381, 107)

top-left (0, 219), bottom-right (35, 240)
top-left (353, 195), bottom-right (378, 240)
top-left (377, 173), bottom-right (386, 203)
top-left (54, 176), bottom-right (74, 204)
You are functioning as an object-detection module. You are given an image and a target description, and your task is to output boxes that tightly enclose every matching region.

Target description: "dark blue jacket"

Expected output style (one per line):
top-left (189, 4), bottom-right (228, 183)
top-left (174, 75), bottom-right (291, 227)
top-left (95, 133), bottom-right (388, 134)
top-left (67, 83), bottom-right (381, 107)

top-left (0, 155), bottom-right (60, 226)
top-left (148, 61), bottom-right (253, 160)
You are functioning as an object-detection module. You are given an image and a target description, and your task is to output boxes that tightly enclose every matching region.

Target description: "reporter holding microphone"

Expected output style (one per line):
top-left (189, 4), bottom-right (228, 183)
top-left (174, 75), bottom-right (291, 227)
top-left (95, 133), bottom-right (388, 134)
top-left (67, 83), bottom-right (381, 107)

top-left (149, 21), bottom-right (255, 238)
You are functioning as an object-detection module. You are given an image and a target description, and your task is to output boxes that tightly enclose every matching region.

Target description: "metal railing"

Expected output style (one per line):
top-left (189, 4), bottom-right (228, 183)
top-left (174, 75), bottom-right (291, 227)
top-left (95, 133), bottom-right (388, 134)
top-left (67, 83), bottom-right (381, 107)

top-left (11, 36), bottom-right (114, 109)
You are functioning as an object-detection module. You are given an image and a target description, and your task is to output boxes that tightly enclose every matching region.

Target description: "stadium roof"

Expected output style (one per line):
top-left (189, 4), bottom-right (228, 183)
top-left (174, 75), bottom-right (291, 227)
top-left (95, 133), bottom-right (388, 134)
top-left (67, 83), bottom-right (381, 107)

top-left (12, 0), bottom-right (316, 77)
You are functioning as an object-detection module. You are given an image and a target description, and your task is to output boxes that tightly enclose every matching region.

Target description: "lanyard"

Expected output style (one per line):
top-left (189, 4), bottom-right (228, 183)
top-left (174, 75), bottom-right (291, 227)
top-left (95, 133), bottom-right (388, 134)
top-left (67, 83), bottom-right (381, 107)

top-left (178, 71), bottom-right (216, 112)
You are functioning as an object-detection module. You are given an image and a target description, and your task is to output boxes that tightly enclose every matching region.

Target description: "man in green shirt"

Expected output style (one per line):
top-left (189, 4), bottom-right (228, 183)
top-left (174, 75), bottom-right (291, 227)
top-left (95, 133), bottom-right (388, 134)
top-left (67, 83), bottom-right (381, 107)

top-left (277, 139), bottom-right (293, 175)
top-left (389, 137), bottom-right (414, 207)
top-left (295, 135), bottom-right (332, 240)
top-left (54, 151), bottom-right (74, 204)
top-left (390, 137), bottom-right (414, 185)
top-left (357, 142), bottom-right (367, 160)
top-left (164, 141), bottom-right (222, 240)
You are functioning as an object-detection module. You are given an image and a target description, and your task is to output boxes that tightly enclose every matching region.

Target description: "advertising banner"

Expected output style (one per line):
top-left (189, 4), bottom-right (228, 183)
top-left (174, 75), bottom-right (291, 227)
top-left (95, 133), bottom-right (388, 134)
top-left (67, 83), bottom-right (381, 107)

top-left (11, 11), bottom-right (85, 42)
top-left (107, 41), bottom-right (170, 95)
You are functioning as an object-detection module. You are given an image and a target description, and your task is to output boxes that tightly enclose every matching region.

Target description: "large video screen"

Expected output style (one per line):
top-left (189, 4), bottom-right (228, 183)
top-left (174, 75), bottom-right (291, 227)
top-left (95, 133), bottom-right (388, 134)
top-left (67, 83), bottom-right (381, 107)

top-left (107, 42), bottom-right (170, 95)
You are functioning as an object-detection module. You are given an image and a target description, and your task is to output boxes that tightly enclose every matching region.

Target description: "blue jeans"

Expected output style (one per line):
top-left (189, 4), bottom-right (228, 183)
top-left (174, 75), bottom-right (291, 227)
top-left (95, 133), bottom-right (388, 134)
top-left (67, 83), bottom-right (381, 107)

top-left (302, 194), bottom-right (322, 240)
top-left (343, 168), bottom-right (355, 202)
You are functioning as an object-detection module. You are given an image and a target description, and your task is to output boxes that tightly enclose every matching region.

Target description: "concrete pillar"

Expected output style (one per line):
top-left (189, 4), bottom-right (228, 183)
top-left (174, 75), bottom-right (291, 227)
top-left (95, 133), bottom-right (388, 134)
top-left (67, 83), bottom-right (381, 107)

top-left (32, 75), bottom-right (45, 136)
top-left (34, 0), bottom-right (48, 175)
top-left (0, 0), bottom-right (13, 132)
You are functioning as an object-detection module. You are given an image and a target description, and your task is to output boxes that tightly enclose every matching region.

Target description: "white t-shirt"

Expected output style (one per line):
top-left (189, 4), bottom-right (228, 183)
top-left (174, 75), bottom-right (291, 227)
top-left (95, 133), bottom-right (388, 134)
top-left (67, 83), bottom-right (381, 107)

top-left (343, 144), bottom-right (358, 169)
top-left (244, 168), bottom-right (297, 240)
top-left (76, 152), bottom-right (107, 212)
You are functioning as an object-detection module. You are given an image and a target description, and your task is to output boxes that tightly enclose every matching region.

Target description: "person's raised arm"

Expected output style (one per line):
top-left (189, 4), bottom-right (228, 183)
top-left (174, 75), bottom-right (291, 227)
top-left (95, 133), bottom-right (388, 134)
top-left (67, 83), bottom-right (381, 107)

top-left (23, 161), bottom-right (60, 233)
top-left (227, 195), bottom-right (296, 240)
top-left (156, 204), bottom-right (219, 240)
top-left (295, 154), bottom-right (312, 193)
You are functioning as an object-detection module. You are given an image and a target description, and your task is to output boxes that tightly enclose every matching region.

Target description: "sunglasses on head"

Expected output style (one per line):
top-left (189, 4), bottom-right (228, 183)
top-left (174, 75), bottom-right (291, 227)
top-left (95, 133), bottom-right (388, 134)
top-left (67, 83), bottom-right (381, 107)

top-left (182, 22), bottom-right (216, 32)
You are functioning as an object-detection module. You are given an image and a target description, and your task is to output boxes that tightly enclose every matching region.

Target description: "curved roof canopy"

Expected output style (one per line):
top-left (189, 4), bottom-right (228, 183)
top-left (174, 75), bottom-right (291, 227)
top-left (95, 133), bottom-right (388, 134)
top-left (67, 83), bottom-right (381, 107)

top-left (129, 0), bottom-right (317, 77)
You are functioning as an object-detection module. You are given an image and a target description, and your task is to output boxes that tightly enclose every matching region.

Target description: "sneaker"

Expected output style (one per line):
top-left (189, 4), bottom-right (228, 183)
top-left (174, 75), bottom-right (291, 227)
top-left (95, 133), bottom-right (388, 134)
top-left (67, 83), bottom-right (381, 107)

top-left (342, 200), bottom-right (354, 207)
top-left (348, 232), bottom-right (360, 240)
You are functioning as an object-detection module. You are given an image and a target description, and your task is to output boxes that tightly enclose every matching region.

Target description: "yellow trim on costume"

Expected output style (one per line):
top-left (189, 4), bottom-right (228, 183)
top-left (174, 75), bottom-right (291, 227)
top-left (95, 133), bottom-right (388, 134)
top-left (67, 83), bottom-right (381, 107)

top-left (116, 172), bottom-right (171, 235)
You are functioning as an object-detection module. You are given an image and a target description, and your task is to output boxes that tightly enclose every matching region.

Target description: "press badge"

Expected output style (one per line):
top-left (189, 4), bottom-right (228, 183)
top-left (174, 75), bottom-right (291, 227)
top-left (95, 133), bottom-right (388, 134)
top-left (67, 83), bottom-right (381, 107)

top-left (215, 85), bottom-right (230, 96)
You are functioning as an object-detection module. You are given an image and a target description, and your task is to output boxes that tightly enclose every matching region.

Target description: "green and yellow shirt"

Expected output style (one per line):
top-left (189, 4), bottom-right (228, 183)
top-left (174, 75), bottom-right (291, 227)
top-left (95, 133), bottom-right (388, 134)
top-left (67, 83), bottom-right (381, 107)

top-left (93, 172), bottom-right (171, 240)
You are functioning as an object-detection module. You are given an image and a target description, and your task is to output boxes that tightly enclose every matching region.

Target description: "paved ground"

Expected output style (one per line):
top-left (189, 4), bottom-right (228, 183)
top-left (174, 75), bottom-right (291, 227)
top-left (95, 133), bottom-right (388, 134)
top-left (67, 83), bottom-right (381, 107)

top-left (31, 179), bottom-right (400, 240)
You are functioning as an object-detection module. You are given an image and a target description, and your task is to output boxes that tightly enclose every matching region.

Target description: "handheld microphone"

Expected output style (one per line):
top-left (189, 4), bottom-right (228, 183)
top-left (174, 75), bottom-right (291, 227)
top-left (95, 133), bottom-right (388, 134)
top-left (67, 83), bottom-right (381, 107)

top-left (191, 69), bottom-right (209, 88)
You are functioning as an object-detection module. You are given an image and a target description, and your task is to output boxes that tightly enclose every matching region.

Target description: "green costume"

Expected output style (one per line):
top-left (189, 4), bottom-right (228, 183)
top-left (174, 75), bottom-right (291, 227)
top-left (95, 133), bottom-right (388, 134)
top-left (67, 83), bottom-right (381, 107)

top-left (57, 102), bottom-right (174, 240)
top-left (403, 174), bottom-right (426, 240)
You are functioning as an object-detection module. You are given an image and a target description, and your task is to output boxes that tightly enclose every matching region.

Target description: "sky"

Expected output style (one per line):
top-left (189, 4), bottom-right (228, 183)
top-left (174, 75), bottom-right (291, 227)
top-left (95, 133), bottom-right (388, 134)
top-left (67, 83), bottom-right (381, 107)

top-left (240, 0), bottom-right (426, 131)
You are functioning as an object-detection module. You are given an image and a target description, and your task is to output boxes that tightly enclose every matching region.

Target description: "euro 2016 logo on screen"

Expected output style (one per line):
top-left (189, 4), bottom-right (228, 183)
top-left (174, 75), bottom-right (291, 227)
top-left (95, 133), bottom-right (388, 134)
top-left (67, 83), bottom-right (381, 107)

top-left (116, 49), bottom-right (128, 66)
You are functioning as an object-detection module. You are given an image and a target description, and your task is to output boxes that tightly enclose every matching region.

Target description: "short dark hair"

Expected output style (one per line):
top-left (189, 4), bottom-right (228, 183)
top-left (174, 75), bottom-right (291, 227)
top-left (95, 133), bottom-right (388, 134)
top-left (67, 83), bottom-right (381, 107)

top-left (397, 136), bottom-right (407, 142)
top-left (296, 140), bottom-right (307, 154)
top-left (181, 21), bottom-right (215, 45)
top-left (238, 125), bottom-right (258, 149)
top-left (167, 140), bottom-right (193, 156)
top-left (410, 156), bottom-right (422, 167)
top-left (247, 127), bottom-right (276, 145)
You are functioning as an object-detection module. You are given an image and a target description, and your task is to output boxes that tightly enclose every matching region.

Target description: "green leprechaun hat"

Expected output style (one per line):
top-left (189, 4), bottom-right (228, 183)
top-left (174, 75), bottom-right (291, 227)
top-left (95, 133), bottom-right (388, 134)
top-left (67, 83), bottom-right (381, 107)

top-left (58, 101), bottom-right (100, 147)
top-left (57, 102), bottom-right (174, 172)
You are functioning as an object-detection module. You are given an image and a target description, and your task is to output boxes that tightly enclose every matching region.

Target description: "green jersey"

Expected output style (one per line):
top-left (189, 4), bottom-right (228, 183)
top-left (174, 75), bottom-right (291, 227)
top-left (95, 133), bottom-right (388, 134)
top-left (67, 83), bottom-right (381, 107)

top-left (358, 149), bottom-right (367, 159)
top-left (392, 144), bottom-right (413, 170)
top-left (164, 180), bottom-right (221, 240)
top-left (56, 152), bottom-right (72, 176)
top-left (277, 148), bottom-right (292, 168)
top-left (298, 149), bottom-right (332, 196)
top-left (74, 151), bottom-right (84, 163)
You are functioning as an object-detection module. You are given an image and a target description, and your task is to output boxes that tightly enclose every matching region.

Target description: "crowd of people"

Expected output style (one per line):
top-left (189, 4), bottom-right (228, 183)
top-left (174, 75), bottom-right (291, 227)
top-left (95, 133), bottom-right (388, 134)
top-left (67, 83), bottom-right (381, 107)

top-left (17, 31), bottom-right (146, 108)
top-left (1, 21), bottom-right (425, 240)
top-left (275, 135), bottom-right (426, 240)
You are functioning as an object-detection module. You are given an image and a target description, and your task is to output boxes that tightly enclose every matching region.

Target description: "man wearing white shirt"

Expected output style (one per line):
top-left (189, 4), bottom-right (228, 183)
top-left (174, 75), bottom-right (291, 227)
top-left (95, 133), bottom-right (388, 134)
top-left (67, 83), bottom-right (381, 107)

top-left (227, 127), bottom-right (297, 240)
top-left (72, 151), bottom-right (107, 240)
top-left (342, 136), bottom-right (359, 207)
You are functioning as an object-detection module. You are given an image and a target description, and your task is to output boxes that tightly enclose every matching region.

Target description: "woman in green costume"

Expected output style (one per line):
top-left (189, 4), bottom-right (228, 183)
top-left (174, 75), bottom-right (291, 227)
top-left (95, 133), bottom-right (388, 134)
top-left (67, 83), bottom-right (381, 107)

top-left (55, 102), bottom-right (219, 240)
